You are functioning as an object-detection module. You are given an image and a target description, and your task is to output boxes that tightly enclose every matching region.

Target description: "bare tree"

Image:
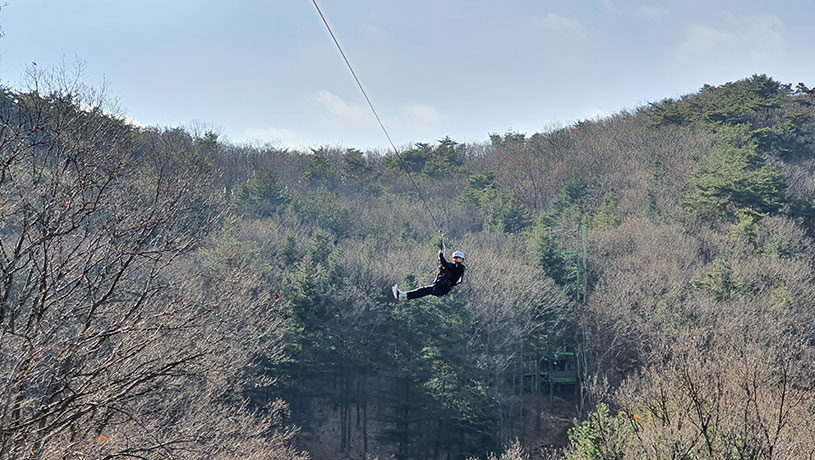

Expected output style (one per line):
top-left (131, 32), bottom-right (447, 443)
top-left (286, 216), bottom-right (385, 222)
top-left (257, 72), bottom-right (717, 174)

top-left (0, 73), bottom-right (307, 459)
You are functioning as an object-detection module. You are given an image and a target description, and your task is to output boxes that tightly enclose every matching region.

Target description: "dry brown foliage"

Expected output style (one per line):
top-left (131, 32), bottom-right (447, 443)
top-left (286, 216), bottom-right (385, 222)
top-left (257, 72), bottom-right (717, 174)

top-left (0, 73), bottom-right (307, 459)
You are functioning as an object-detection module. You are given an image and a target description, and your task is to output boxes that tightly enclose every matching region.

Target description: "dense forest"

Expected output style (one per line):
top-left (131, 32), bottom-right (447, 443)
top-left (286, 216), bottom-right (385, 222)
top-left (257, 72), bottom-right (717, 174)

top-left (2, 72), bottom-right (815, 459)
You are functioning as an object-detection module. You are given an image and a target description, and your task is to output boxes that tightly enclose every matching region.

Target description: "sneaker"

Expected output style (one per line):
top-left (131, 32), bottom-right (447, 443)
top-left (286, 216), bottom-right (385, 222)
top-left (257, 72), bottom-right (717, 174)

top-left (392, 284), bottom-right (399, 300)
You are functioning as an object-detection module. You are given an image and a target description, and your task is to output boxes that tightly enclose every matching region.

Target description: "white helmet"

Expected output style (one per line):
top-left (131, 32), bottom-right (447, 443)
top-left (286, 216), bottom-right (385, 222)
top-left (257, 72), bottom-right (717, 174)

top-left (452, 250), bottom-right (466, 260)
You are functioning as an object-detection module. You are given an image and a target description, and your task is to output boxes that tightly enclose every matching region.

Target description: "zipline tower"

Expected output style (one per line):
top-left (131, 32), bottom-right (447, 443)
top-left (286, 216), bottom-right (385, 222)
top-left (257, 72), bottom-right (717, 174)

top-left (545, 225), bottom-right (588, 305)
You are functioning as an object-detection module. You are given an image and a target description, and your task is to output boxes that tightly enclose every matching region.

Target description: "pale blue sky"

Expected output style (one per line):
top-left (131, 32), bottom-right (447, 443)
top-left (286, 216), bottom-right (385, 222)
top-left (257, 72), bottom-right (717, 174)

top-left (2, 1), bottom-right (814, 150)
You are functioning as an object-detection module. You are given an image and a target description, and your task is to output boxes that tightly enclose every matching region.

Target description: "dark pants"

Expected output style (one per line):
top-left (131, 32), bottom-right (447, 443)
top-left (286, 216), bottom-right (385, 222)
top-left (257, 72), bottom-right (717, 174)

top-left (405, 282), bottom-right (452, 300)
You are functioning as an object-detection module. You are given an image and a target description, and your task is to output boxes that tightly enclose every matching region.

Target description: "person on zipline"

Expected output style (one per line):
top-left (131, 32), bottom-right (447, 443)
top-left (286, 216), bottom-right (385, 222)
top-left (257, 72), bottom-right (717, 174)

top-left (392, 249), bottom-right (466, 300)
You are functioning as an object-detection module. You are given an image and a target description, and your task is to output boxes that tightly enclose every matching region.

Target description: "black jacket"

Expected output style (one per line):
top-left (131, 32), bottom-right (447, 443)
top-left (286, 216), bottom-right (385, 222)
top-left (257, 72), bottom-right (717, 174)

top-left (435, 251), bottom-right (465, 288)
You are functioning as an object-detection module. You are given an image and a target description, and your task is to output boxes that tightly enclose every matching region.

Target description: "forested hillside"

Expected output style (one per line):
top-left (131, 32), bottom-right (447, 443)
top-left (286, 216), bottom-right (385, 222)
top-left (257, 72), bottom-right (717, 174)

top-left (2, 74), bottom-right (815, 459)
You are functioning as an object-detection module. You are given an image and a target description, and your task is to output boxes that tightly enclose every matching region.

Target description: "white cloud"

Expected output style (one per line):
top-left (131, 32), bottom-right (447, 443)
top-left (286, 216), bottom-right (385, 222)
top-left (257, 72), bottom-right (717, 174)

top-left (315, 90), bottom-right (372, 122)
top-left (637, 6), bottom-right (665, 20)
top-left (733, 14), bottom-right (785, 60)
top-left (533, 14), bottom-right (586, 38)
top-left (122, 115), bottom-right (146, 128)
top-left (676, 14), bottom-right (785, 62)
top-left (243, 127), bottom-right (306, 148)
top-left (400, 104), bottom-right (442, 125)
top-left (582, 106), bottom-right (613, 120)
top-left (677, 24), bottom-right (737, 60)
top-left (77, 100), bottom-right (145, 127)
top-left (311, 92), bottom-right (443, 145)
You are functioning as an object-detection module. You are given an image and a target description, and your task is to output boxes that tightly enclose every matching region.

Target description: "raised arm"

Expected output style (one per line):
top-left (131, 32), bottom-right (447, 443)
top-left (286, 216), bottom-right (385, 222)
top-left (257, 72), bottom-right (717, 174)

top-left (438, 250), bottom-right (449, 268)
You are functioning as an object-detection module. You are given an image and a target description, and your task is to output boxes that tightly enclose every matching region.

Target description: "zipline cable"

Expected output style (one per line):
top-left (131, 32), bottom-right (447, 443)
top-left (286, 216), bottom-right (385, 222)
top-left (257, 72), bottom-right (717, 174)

top-left (311, 0), bottom-right (445, 238)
